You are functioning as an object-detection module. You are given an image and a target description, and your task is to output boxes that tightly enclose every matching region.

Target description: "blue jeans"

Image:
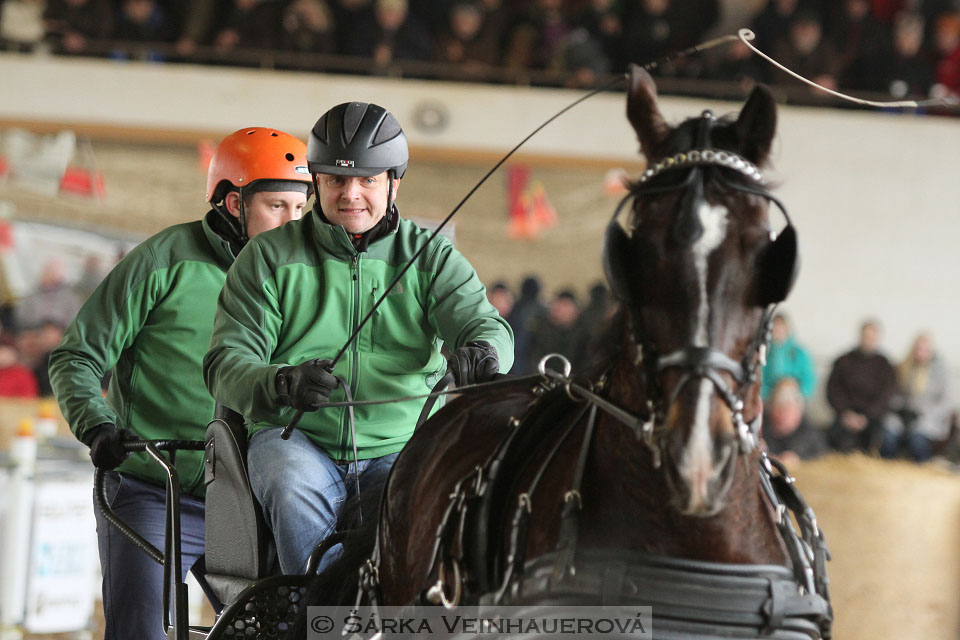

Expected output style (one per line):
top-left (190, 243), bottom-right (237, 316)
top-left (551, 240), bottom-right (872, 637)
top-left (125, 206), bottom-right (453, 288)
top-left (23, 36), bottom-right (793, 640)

top-left (880, 429), bottom-right (934, 462)
top-left (247, 428), bottom-right (398, 575)
top-left (93, 471), bottom-right (207, 640)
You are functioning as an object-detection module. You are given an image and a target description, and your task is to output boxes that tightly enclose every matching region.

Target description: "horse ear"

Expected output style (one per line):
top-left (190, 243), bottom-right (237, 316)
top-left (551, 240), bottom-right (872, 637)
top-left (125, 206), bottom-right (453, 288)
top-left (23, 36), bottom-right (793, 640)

top-left (735, 84), bottom-right (777, 165)
top-left (603, 221), bottom-right (633, 302)
top-left (626, 64), bottom-right (670, 156)
top-left (756, 225), bottom-right (799, 305)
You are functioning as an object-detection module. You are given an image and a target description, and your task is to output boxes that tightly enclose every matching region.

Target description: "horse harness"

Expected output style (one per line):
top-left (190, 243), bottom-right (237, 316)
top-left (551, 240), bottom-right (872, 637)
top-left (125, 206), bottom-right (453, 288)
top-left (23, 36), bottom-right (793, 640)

top-left (353, 360), bottom-right (832, 639)
top-left (603, 110), bottom-right (800, 467)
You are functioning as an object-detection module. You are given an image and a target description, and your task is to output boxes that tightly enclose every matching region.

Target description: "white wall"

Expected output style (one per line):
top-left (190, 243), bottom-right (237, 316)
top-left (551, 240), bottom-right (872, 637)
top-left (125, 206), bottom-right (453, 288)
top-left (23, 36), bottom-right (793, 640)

top-left (2, 53), bottom-right (960, 385)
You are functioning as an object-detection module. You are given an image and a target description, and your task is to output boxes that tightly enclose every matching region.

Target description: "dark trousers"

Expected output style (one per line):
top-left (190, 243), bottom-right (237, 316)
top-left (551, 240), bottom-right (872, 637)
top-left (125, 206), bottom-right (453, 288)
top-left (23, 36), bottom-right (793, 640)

top-left (827, 418), bottom-right (885, 454)
top-left (93, 471), bottom-right (208, 640)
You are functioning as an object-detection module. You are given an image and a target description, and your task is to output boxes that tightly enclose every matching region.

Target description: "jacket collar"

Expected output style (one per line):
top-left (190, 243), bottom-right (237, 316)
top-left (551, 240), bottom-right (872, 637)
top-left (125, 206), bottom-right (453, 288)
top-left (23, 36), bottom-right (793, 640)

top-left (308, 204), bottom-right (401, 256)
top-left (201, 210), bottom-right (239, 267)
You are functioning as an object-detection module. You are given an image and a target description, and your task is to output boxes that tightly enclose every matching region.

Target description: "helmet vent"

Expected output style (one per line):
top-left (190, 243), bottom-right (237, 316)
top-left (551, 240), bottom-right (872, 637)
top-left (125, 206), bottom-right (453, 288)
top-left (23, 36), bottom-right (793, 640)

top-left (341, 103), bottom-right (367, 145)
top-left (313, 114), bottom-right (329, 144)
top-left (373, 116), bottom-right (402, 146)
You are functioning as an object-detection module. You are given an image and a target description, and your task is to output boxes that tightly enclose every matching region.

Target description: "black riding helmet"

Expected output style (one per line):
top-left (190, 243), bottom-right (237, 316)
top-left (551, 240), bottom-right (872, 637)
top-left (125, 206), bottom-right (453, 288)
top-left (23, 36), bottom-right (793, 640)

top-left (307, 102), bottom-right (409, 178)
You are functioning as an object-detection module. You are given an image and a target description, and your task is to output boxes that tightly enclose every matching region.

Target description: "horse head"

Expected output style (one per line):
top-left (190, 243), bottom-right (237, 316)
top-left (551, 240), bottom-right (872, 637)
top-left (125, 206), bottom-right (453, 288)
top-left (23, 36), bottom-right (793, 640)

top-left (604, 67), bottom-right (799, 517)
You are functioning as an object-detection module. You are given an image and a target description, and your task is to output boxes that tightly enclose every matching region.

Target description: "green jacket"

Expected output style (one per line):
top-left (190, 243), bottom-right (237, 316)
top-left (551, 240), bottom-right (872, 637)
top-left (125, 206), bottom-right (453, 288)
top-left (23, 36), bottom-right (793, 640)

top-left (203, 209), bottom-right (513, 461)
top-left (49, 212), bottom-right (234, 497)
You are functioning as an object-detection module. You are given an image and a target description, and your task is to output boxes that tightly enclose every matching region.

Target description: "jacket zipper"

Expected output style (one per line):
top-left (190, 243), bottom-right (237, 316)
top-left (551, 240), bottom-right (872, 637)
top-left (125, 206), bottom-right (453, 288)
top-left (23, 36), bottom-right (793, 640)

top-left (343, 253), bottom-right (361, 461)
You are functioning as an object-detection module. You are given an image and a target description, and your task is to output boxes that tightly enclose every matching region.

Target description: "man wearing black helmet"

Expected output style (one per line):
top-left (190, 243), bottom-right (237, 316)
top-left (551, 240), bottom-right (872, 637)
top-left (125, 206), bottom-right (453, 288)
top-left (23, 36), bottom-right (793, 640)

top-left (204, 102), bottom-right (513, 575)
top-left (49, 128), bottom-right (312, 640)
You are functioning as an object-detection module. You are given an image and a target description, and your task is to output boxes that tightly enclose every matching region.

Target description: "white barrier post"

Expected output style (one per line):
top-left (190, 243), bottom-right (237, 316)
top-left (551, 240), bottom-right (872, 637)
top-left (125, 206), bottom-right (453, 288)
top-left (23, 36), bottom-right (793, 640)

top-left (0, 419), bottom-right (37, 640)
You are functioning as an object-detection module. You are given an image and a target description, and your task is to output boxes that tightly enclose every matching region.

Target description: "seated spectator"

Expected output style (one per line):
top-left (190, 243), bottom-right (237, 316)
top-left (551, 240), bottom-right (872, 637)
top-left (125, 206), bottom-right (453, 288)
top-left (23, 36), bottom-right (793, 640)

top-left (573, 0), bottom-right (624, 72)
top-left (43, 0), bottom-right (114, 55)
top-left (772, 10), bottom-right (843, 93)
top-left (763, 378), bottom-right (828, 467)
top-left (487, 281), bottom-right (515, 319)
top-left (214, 0), bottom-right (284, 52)
top-left (620, 0), bottom-right (678, 69)
top-left (113, 0), bottom-right (176, 61)
top-left (281, 0), bottom-right (336, 53)
top-left (1, 0), bottom-right (46, 52)
top-left (748, 0), bottom-right (804, 55)
top-left (14, 320), bottom-right (61, 397)
top-left (15, 258), bottom-right (83, 331)
top-left (705, 37), bottom-right (767, 87)
top-left (672, 0), bottom-right (719, 49)
top-left (828, 0), bottom-right (892, 92)
top-left (0, 332), bottom-right (39, 398)
top-left (826, 319), bottom-right (897, 454)
top-left (169, 0), bottom-right (218, 56)
top-left (528, 289), bottom-right (583, 372)
top-left (761, 312), bottom-right (816, 402)
top-left (508, 275), bottom-right (548, 375)
top-left (503, 0), bottom-right (570, 71)
top-left (884, 11), bottom-right (936, 99)
top-left (115, 0), bottom-right (174, 43)
top-left (880, 332), bottom-right (953, 462)
top-left (932, 11), bottom-right (960, 98)
top-left (434, 0), bottom-right (501, 71)
top-left (562, 27), bottom-right (611, 88)
top-left (74, 254), bottom-right (111, 302)
top-left (329, 0), bottom-right (374, 56)
top-left (341, 0), bottom-right (433, 68)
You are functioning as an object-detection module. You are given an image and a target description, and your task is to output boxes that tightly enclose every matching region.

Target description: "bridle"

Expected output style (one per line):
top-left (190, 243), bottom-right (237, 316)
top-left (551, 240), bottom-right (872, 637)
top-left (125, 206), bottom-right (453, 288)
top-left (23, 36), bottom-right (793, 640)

top-left (346, 134), bottom-right (826, 633)
top-left (604, 110), bottom-right (797, 467)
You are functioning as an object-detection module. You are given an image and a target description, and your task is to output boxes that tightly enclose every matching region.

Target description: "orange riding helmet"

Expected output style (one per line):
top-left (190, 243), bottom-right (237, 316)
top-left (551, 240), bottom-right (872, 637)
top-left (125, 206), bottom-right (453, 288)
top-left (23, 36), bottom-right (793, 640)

top-left (205, 127), bottom-right (312, 203)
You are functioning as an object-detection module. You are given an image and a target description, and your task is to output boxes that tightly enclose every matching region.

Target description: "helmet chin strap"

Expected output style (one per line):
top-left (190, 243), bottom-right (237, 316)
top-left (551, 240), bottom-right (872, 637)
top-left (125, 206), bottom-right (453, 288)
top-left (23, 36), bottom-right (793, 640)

top-left (211, 196), bottom-right (246, 252)
top-left (237, 186), bottom-right (249, 245)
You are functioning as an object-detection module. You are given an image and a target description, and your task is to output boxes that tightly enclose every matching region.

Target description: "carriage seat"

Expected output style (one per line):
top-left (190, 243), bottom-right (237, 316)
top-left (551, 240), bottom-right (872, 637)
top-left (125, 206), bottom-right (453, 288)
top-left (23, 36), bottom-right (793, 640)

top-left (203, 405), bottom-right (278, 606)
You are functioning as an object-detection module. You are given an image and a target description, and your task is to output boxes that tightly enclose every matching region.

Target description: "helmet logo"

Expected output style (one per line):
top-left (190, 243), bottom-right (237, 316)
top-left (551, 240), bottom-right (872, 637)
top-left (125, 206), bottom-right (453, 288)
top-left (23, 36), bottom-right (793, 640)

top-left (335, 159), bottom-right (355, 168)
top-left (295, 165), bottom-right (309, 174)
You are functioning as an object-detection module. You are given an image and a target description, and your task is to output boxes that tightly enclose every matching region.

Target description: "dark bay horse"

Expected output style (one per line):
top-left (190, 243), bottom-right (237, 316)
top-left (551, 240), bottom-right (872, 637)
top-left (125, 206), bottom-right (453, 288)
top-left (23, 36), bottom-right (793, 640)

top-left (311, 67), bottom-right (831, 639)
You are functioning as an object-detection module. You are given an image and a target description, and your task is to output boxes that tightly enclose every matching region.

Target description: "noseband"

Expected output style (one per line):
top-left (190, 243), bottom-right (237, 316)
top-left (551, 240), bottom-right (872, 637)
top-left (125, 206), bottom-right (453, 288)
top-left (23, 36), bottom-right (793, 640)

top-left (607, 111), bottom-right (796, 463)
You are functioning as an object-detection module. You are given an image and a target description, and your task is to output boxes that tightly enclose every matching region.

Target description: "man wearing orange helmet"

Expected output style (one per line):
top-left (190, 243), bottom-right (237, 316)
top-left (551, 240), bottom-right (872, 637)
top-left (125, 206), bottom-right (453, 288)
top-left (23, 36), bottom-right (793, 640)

top-left (49, 128), bottom-right (312, 640)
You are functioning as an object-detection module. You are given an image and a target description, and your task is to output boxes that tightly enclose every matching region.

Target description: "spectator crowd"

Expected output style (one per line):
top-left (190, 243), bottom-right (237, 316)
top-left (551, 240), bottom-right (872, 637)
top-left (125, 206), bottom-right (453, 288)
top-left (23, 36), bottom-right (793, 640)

top-left (487, 279), bottom-right (958, 467)
top-left (1, 0), bottom-right (959, 99)
top-left (0, 254), bottom-right (118, 399)
top-left (2, 255), bottom-right (957, 469)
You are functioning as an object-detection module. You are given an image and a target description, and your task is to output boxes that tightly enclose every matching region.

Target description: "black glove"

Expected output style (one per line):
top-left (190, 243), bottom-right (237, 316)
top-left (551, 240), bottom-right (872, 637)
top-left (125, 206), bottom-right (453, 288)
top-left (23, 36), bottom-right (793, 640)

top-left (276, 359), bottom-right (339, 411)
top-left (81, 423), bottom-right (130, 470)
top-left (448, 341), bottom-right (499, 386)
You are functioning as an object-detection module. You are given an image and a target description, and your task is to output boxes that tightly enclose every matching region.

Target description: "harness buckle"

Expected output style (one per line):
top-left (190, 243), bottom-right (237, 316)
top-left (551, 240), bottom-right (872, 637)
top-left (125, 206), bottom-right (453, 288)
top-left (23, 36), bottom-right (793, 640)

top-left (538, 353), bottom-right (572, 379)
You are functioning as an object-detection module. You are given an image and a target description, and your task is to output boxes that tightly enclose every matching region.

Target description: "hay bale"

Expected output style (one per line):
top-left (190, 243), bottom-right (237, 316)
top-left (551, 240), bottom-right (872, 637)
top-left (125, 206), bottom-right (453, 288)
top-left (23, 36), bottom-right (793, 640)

top-left (790, 454), bottom-right (960, 640)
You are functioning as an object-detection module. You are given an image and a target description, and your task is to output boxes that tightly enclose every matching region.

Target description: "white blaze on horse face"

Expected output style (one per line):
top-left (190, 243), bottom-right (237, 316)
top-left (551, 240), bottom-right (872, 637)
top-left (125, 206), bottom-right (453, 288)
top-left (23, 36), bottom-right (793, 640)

top-left (680, 201), bottom-right (729, 514)
top-left (680, 377), bottom-right (716, 514)
top-left (692, 201), bottom-right (729, 346)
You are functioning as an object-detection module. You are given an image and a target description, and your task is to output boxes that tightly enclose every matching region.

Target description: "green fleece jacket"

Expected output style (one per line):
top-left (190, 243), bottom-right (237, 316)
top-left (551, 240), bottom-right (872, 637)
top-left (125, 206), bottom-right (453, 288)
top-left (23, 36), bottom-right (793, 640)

top-left (49, 212), bottom-right (234, 497)
top-left (203, 209), bottom-right (513, 461)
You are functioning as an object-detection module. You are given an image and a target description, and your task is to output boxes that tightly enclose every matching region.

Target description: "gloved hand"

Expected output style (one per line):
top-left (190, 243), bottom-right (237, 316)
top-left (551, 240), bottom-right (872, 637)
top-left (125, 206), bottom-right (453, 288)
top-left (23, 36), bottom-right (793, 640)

top-left (447, 341), bottom-right (499, 386)
top-left (276, 359), bottom-right (339, 411)
top-left (81, 423), bottom-right (130, 470)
